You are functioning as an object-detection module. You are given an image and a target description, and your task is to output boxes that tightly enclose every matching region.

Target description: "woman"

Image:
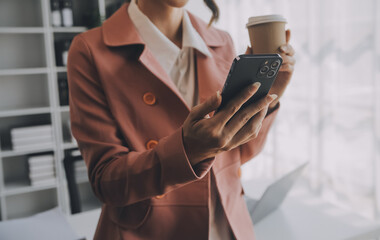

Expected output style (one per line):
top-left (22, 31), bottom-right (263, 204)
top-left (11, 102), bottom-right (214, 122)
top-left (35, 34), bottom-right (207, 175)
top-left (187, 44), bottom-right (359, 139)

top-left (67, 0), bottom-right (295, 239)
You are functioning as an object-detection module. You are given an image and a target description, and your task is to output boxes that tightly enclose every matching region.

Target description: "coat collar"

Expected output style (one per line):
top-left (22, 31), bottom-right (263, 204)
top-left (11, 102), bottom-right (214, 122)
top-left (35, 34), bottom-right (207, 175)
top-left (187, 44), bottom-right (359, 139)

top-left (102, 3), bottom-right (226, 48)
top-left (102, 3), bottom-right (230, 111)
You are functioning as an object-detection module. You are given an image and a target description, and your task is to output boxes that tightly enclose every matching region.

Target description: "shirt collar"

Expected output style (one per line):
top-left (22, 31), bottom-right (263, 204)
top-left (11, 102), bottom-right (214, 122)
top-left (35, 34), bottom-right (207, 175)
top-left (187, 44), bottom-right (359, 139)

top-left (128, 0), bottom-right (212, 58)
top-left (182, 11), bottom-right (212, 57)
top-left (128, 0), bottom-right (179, 71)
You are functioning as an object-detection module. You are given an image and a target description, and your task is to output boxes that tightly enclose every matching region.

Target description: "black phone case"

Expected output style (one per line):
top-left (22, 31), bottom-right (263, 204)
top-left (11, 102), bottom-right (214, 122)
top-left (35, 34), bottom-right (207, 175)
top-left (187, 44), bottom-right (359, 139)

top-left (217, 54), bottom-right (283, 112)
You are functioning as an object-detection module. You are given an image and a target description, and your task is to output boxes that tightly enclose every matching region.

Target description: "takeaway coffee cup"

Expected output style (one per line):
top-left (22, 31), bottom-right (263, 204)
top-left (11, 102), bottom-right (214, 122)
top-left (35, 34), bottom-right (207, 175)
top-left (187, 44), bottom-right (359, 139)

top-left (246, 15), bottom-right (287, 54)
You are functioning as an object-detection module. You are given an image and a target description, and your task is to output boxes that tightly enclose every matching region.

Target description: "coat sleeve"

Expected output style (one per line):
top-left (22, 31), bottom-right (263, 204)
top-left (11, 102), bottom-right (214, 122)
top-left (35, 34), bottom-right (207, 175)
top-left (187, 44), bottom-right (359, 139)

top-left (67, 35), bottom-right (214, 207)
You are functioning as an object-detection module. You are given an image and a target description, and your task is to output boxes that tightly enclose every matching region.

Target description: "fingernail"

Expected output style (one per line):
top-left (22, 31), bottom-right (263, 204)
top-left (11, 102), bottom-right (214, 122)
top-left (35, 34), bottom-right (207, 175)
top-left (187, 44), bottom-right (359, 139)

top-left (280, 45), bottom-right (287, 52)
top-left (252, 82), bottom-right (261, 88)
top-left (269, 94), bottom-right (278, 101)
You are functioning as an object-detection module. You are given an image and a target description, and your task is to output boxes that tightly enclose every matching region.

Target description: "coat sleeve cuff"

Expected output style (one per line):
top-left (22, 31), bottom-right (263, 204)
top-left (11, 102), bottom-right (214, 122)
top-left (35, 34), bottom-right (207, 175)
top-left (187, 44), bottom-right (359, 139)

top-left (155, 128), bottom-right (213, 186)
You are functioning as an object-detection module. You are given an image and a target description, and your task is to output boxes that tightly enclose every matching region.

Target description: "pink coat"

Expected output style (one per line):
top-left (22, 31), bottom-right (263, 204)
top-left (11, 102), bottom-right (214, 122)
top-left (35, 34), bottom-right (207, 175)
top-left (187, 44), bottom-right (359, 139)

top-left (68, 4), bottom-right (278, 240)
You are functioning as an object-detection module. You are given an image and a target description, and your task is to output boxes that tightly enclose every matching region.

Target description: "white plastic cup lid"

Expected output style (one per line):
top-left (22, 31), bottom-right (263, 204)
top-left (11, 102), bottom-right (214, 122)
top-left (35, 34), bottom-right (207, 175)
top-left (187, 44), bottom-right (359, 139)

top-left (246, 14), bottom-right (287, 27)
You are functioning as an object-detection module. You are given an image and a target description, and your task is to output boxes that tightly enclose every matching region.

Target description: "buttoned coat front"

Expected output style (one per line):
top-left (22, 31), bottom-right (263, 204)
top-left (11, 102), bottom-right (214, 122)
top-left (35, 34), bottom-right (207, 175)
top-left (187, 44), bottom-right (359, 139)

top-left (67, 4), bottom-right (278, 240)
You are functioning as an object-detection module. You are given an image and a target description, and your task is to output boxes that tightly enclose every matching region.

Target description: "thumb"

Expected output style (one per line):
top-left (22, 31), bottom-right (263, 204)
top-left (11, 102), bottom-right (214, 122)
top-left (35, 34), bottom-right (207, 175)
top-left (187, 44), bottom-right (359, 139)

top-left (189, 91), bottom-right (222, 122)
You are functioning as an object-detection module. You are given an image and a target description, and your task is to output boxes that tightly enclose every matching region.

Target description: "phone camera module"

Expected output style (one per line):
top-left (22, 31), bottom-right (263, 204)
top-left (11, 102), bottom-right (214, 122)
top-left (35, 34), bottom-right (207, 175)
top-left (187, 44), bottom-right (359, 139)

top-left (271, 61), bottom-right (280, 69)
top-left (259, 66), bottom-right (269, 74)
top-left (267, 70), bottom-right (276, 78)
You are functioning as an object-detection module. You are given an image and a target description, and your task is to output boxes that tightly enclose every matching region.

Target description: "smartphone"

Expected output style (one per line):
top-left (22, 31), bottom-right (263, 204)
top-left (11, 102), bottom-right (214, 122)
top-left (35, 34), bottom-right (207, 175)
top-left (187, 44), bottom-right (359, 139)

top-left (217, 54), bottom-right (282, 112)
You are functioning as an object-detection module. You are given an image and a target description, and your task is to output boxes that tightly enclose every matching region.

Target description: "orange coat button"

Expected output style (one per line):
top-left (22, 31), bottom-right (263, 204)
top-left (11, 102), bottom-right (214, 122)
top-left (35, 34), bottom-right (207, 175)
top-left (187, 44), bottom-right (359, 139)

top-left (146, 140), bottom-right (158, 150)
top-left (238, 167), bottom-right (242, 178)
top-left (143, 92), bottom-right (156, 105)
top-left (155, 194), bottom-right (165, 199)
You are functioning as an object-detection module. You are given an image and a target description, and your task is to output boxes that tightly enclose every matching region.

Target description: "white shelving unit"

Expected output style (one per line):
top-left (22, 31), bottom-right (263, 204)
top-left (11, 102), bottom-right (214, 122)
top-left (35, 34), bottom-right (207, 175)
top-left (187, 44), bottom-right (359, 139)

top-left (0, 0), bottom-right (122, 221)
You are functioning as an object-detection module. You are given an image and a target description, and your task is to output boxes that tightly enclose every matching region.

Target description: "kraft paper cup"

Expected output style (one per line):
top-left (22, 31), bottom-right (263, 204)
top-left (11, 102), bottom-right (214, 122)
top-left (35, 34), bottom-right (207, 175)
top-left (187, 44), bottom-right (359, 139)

top-left (246, 15), bottom-right (287, 54)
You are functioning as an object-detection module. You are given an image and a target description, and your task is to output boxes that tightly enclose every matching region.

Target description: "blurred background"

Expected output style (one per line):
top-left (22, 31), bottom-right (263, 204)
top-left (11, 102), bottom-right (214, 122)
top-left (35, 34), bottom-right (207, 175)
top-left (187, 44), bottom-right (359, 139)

top-left (0, 0), bottom-right (379, 233)
top-left (195, 0), bottom-right (380, 221)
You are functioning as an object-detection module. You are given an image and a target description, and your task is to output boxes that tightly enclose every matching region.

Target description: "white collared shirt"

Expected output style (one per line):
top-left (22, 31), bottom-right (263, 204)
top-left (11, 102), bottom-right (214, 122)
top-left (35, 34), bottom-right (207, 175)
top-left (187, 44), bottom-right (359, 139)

top-left (128, 0), bottom-right (211, 107)
top-left (128, 1), bottom-right (233, 239)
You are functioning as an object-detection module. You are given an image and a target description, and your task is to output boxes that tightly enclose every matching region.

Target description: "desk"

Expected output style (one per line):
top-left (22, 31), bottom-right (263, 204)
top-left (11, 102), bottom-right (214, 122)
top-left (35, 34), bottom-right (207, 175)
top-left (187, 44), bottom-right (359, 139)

top-left (67, 181), bottom-right (380, 240)
top-left (243, 179), bottom-right (380, 240)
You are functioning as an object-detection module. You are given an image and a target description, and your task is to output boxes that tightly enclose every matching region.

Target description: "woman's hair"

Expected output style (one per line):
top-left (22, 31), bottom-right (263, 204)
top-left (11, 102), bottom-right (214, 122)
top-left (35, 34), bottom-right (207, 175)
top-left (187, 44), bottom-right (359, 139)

top-left (125, 0), bottom-right (219, 26)
top-left (203, 0), bottom-right (219, 26)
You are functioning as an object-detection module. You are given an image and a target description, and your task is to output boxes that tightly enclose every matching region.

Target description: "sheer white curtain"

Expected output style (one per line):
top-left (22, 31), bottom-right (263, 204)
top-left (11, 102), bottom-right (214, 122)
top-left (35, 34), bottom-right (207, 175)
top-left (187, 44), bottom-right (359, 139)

top-left (188, 0), bottom-right (380, 219)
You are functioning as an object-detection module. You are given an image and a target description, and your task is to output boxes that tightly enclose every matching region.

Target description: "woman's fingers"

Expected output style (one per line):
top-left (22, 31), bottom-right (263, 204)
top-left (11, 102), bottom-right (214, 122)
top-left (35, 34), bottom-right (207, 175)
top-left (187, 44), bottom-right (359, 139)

top-left (223, 107), bottom-right (269, 151)
top-left (279, 43), bottom-right (295, 56)
top-left (188, 91), bottom-right (221, 123)
top-left (279, 63), bottom-right (295, 73)
top-left (279, 54), bottom-right (296, 65)
top-left (223, 94), bottom-right (276, 137)
top-left (213, 82), bottom-right (261, 127)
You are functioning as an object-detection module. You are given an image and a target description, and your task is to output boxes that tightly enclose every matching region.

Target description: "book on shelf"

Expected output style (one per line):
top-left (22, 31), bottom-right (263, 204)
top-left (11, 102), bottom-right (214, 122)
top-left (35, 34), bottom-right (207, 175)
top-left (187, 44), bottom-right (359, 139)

top-left (11, 124), bottom-right (54, 151)
top-left (29, 171), bottom-right (55, 181)
top-left (12, 135), bottom-right (53, 147)
top-left (13, 142), bottom-right (54, 151)
top-left (30, 177), bottom-right (56, 187)
top-left (28, 154), bottom-right (56, 186)
top-left (69, 149), bottom-right (81, 157)
top-left (28, 154), bottom-right (54, 165)
top-left (29, 162), bottom-right (55, 175)
top-left (74, 160), bottom-right (87, 173)
top-left (10, 125), bottom-right (52, 139)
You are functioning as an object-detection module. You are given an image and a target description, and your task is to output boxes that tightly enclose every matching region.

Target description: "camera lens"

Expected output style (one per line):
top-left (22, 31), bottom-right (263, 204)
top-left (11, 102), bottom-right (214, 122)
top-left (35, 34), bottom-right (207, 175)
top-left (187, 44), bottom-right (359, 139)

top-left (267, 70), bottom-right (276, 77)
top-left (271, 61), bottom-right (280, 68)
top-left (259, 66), bottom-right (269, 74)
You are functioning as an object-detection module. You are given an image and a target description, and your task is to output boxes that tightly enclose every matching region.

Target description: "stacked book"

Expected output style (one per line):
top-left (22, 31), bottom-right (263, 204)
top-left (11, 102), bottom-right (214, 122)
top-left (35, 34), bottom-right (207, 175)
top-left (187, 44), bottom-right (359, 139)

top-left (74, 160), bottom-right (88, 182)
top-left (69, 149), bottom-right (88, 182)
top-left (11, 125), bottom-right (54, 151)
top-left (28, 154), bottom-right (56, 186)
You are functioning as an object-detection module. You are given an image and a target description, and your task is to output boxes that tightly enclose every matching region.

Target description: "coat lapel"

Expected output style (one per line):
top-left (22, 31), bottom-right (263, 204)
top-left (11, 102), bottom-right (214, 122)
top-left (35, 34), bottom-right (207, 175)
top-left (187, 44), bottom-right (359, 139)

top-left (138, 43), bottom-right (190, 109)
top-left (195, 50), bottom-right (232, 104)
top-left (102, 4), bottom-right (232, 109)
top-left (103, 4), bottom-right (189, 109)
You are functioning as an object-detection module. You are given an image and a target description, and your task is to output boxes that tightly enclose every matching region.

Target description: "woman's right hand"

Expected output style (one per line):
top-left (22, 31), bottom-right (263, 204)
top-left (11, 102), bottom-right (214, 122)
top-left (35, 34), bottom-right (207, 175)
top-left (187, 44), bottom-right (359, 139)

top-left (183, 83), bottom-right (277, 166)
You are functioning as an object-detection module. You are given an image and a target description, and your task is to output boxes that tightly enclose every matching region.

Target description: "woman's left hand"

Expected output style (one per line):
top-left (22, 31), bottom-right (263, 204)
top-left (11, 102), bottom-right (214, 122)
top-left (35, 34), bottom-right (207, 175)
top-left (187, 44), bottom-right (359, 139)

top-left (246, 29), bottom-right (296, 110)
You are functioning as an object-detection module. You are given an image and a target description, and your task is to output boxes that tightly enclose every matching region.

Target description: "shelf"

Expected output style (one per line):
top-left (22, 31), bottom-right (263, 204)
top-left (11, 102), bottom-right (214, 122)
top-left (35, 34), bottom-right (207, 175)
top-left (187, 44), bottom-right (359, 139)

top-left (0, 0), bottom-right (43, 28)
top-left (0, 68), bottom-right (49, 76)
top-left (0, 33), bottom-right (46, 70)
top-left (60, 106), bottom-right (70, 112)
top-left (5, 188), bottom-right (58, 220)
top-left (52, 27), bottom-right (87, 33)
top-left (0, 107), bottom-right (51, 118)
top-left (0, 27), bottom-right (45, 34)
top-left (63, 142), bottom-right (78, 150)
top-left (1, 147), bottom-right (55, 158)
top-left (3, 180), bottom-right (57, 196)
top-left (0, 0), bottom-right (107, 222)
top-left (55, 66), bottom-right (67, 73)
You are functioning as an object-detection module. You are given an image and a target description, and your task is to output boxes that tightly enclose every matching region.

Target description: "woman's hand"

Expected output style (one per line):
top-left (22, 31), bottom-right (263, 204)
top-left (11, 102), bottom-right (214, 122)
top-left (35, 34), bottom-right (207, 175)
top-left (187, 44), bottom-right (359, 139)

top-left (269, 29), bottom-right (295, 109)
top-left (247, 29), bottom-right (296, 110)
top-left (182, 83), bottom-right (277, 166)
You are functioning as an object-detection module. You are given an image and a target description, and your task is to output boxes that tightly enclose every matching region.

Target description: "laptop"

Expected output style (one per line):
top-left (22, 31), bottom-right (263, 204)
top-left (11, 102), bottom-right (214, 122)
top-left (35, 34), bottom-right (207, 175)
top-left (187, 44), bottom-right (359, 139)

top-left (245, 162), bottom-right (309, 224)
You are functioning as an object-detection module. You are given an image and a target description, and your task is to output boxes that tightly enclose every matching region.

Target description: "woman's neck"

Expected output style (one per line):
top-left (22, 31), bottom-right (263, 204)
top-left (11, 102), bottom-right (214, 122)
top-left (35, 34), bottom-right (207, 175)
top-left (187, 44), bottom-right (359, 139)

top-left (137, 0), bottom-right (183, 48)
